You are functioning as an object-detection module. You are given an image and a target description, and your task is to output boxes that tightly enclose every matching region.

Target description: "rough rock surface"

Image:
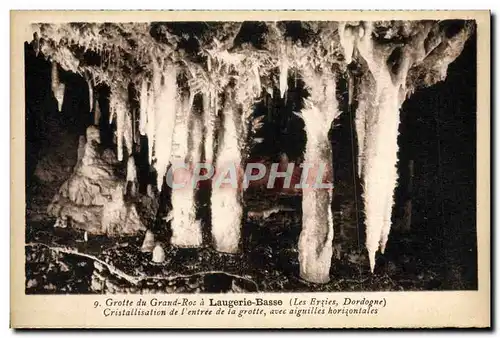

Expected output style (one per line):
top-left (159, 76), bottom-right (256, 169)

top-left (33, 129), bottom-right (79, 184)
top-left (47, 126), bottom-right (145, 236)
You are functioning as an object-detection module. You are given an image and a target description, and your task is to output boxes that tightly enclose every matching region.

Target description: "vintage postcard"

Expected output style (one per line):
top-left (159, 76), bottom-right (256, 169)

top-left (10, 10), bottom-right (490, 328)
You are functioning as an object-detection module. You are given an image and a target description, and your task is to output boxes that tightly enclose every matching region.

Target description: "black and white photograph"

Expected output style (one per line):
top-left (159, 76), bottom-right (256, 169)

top-left (8, 8), bottom-right (492, 329)
top-left (21, 17), bottom-right (481, 296)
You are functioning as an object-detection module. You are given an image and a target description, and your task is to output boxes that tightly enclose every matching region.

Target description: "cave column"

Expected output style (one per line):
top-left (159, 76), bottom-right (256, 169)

top-left (297, 70), bottom-right (337, 284)
top-left (211, 94), bottom-right (243, 253)
top-left (169, 92), bottom-right (203, 247)
top-left (298, 136), bottom-right (334, 283)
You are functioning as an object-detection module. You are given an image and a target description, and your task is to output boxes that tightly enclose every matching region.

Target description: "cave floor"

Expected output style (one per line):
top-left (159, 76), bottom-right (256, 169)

top-left (25, 184), bottom-right (456, 294)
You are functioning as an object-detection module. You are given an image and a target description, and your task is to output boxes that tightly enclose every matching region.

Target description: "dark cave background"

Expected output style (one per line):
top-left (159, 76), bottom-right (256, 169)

top-left (24, 23), bottom-right (477, 292)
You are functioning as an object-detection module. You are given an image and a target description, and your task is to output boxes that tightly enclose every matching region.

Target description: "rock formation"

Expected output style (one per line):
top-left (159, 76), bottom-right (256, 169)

top-left (32, 20), bottom-right (474, 282)
top-left (48, 126), bottom-right (145, 236)
top-left (339, 20), bottom-right (474, 272)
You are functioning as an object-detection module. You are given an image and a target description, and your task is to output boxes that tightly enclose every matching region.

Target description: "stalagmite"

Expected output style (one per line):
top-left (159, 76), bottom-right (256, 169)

top-left (126, 156), bottom-right (138, 196)
top-left (297, 69), bottom-right (338, 283)
top-left (94, 97), bottom-right (101, 126)
top-left (101, 183), bottom-right (145, 236)
top-left (47, 126), bottom-right (145, 235)
top-left (141, 230), bottom-right (156, 253)
top-left (146, 184), bottom-right (154, 199)
top-left (209, 50), bottom-right (263, 253)
top-left (169, 92), bottom-right (203, 247)
top-left (152, 243), bottom-right (166, 263)
top-left (50, 61), bottom-right (65, 112)
top-left (76, 135), bottom-right (86, 165)
top-left (211, 96), bottom-right (243, 253)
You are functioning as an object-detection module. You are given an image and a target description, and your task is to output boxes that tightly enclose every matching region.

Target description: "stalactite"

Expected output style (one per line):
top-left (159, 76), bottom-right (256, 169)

top-left (169, 91), bottom-right (203, 247)
top-left (32, 20), bottom-right (474, 273)
top-left (109, 82), bottom-right (134, 162)
top-left (139, 78), bottom-right (148, 136)
top-left (340, 23), bottom-right (364, 177)
top-left (108, 103), bottom-right (114, 125)
top-left (202, 88), bottom-right (217, 164)
top-left (354, 86), bottom-right (370, 177)
top-left (132, 106), bottom-right (138, 144)
top-left (109, 86), bottom-right (126, 161)
top-left (94, 97), bottom-right (101, 126)
top-left (341, 21), bottom-right (473, 272)
top-left (190, 112), bottom-right (204, 175)
top-left (297, 69), bottom-right (338, 284)
top-left (146, 85), bottom-right (155, 164)
top-left (338, 23), bottom-right (356, 64)
top-left (152, 61), bottom-right (177, 190)
top-left (87, 76), bottom-right (94, 113)
top-left (116, 102), bottom-right (124, 161)
top-left (354, 22), bottom-right (412, 272)
top-left (361, 86), bottom-right (401, 273)
top-left (279, 58), bottom-right (289, 98)
top-left (252, 64), bottom-right (261, 95)
top-left (124, 110), bottom-right (133, 157)
top-left (202, 92), bottom-right (211, 162)
top-left (50, 61), bottom-right (65, 112)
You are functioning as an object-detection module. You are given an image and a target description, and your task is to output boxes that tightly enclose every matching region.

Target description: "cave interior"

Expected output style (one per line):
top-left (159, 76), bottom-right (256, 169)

top-left (24, 20), bottom-right (477, 293)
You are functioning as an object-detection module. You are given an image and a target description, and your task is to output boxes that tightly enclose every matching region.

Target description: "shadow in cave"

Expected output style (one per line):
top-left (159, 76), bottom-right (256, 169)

top-left (241, 69), bottom-right (308, 285)
top-left (384, 31), bottom-right (477, 290)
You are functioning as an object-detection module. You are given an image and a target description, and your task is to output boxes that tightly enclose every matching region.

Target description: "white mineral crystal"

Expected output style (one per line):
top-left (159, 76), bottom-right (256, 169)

top-left (152, 244), bottom-right (166, 263)
top-left (141, 230), bottom-right (156, 253)
top-left (51, 61), bottom-right (65, 112)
